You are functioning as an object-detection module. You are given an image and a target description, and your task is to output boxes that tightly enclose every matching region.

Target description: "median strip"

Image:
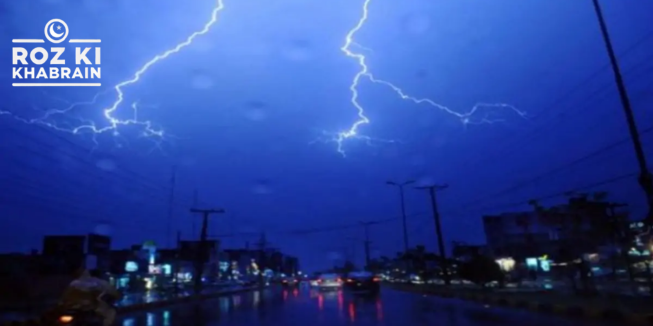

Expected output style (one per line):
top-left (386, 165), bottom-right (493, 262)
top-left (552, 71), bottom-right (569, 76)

top-left (385, 283), bottom-right (653, 325)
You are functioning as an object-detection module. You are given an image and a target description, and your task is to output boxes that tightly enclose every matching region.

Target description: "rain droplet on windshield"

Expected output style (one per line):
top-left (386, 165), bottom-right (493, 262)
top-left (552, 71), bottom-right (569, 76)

top-left (191, 74), bottom-right (214, 90)
top-left (282, 39), bottom-right (312, 62)
top-left (252, 180), bottom-right (272, 195)
top-left (244, 101), bottom-right (268, 121)
top-left (416, 175), bottom-right (435, 187)
top-left (96, 158), bottom-right (116, 171)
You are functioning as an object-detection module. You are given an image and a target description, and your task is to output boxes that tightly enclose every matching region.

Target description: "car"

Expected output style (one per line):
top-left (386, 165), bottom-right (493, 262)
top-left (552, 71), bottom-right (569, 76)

top-left (343, 271), bottom-right (381, 294)
top-left (315, 273), bottom-right (342, 290)
top-left (281, 277), bottom-right (300, 288)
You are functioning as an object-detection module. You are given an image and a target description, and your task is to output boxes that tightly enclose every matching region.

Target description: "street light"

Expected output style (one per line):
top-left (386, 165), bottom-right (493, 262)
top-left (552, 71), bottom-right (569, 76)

top-left (386, 180), bottom-right (415, 253)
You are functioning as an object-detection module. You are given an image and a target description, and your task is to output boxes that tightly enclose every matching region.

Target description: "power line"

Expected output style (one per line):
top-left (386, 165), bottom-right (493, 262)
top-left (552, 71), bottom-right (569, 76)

top-left (452, 32), bottom-right (653, 174)
top-left (452, 124), bottom-right (653, 210)
top-left (467, 56), bottom-right (653, 171)
top-left (3, 122), bottom-right (199, 203)
top-left (409, 168), bottom-right (645, 239)
top-left (464, 168), bottom-right (643, 214)
top-left (223, 212), bottom-right (429, 238)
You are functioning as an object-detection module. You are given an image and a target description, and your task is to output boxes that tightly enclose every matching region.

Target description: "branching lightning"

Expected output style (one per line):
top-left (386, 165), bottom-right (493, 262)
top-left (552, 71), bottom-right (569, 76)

top-left (328, 0), bottom-right (526, 156)
top-left (1, 0), bottom-right (226, 150)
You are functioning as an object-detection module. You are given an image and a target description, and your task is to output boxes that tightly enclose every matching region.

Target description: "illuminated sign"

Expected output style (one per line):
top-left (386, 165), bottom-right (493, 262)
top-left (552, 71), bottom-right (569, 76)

top-left (162, 264), bottom-right (172, 276)
top-left (125, 261), bottom-right (138, 272)
top-left (148, 265), bottom-right (162, 274)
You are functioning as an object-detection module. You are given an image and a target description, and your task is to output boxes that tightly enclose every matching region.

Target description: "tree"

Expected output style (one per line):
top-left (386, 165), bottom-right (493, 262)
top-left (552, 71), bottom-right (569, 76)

top-left (411, 245), bottom-right (427, 273)
top-left (457, 255), bottom-right (503, 287)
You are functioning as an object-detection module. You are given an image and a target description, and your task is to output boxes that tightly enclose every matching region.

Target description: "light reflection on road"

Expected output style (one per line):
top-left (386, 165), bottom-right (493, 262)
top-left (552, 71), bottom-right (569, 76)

top-left (118, 287), bottom-right (622, 326)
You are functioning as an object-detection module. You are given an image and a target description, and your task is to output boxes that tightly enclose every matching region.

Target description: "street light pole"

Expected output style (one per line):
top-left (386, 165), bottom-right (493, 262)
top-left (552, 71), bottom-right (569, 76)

top-left (592, 0), bottom-right (653, 222)
top-left (386, 180), bottom-right (415, 253)
top-left (360, 221), bottom-right (377, 270)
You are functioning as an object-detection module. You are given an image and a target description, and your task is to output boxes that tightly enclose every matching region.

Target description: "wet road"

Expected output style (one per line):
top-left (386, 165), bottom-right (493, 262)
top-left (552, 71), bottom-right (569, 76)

top-left (118, 285), bottom-right (624, 326)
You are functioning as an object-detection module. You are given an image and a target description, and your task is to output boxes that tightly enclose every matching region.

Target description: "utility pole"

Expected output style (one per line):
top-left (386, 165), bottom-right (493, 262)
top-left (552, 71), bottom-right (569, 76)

top-left (189, 207), bottom-right (225, 297)
top-left (166, 165), bottom-right (178, 248)
top-left (592, 0), bottom-right (653, 223)
top-left (360, 221), bottom-right (376, 270)
top-left (386, 180), bottom-right (415, 253)
top-left (254, 232), bottom-right (270, 287)
top-left (415, 184), bottom-right (450, 286)
top-left (345, 237), bottom-right (358, 266)
top-left (255, 232), bottom-right (271, 266)
top-left (174, 230), bottom-right (181, 296)
top-left (191, 189), bottom-right (198, 237)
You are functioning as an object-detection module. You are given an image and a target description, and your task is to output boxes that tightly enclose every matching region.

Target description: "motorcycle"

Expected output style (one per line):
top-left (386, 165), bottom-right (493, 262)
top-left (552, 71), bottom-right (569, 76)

top-left (54, 310), bottom-right (104, 326)
top-left (48, 292), bottom-right (119, 326)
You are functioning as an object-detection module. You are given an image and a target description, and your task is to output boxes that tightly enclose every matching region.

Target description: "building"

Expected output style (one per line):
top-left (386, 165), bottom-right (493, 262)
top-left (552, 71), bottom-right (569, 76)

top-left (451, 241), bottom-right (487, 261)
top-left (218, 247), bottom-right (298, 278)
top-left (222, 248), bottom-right (257, 278)
top-left (41, 233), bottom-right (112, 274)
top-left (109, 240), bottom-right (195, 290)
top-left (483, 211), bottom-right (554, 258)
top-left (483, 196), bottom-right (627, 262)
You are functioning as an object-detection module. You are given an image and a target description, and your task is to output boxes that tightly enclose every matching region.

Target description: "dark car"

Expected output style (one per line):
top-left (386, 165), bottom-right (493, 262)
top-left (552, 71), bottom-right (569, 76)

top-left (343, 271), bottom-right (380, 294)
top-left (281, 277), bottom-right (300, 288)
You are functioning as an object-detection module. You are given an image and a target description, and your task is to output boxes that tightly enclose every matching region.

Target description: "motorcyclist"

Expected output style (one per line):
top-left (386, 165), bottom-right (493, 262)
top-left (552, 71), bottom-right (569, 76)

top-left (59, 268), bottom-right (121, 326)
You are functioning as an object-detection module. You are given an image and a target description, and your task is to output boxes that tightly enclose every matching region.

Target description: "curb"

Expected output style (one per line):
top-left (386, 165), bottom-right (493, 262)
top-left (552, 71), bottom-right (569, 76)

top-left (118, 286), bottom-right (256, 314)
top-left (2, 287), bottom-right (257, 326)
top-left (386, 284), bottom-right (653, 325)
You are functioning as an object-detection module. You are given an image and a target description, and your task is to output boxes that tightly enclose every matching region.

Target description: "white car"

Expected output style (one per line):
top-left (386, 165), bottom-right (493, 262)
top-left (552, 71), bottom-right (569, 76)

top-left (315, 273), bottom-right (342, 290)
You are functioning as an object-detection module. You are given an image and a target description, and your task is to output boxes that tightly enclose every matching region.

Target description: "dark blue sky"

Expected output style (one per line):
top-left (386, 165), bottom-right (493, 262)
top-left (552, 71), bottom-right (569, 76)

top-left (1, 0), bottom-right (653, 272)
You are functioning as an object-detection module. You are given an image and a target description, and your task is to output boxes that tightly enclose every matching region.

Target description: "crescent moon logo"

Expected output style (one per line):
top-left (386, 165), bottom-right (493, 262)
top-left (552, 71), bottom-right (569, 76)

top-left (49, 24), bottom-right (63, 38)
top-left (43, 19), bottom-right (69, 43)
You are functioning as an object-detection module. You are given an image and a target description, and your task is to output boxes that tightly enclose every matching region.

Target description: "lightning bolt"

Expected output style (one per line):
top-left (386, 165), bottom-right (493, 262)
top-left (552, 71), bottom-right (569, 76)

top-left (1, 0), bottom-right (226, 150)
top-left (330, 0), bottom-right (526, 156)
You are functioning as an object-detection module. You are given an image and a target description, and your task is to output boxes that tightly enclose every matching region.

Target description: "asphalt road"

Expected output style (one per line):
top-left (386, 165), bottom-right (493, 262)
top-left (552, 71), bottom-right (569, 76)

top-left (118, 285), bottom-right (624, 326)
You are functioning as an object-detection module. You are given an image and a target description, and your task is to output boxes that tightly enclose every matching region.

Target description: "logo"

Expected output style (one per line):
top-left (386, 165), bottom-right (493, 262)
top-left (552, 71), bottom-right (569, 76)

top-left (12, 19), bottom-right (101, 87)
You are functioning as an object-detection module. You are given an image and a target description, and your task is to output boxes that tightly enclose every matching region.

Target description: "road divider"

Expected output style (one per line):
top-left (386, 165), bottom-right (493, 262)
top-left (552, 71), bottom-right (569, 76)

top-left (385, 282), bottom-right (653, 325)
top-left (2, 286), bottom-right (257, 326)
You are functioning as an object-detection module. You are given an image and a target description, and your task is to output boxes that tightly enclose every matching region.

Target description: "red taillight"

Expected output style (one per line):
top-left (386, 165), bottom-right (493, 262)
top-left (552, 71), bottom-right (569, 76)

top-left (317, 279), bottom-right (322, 283)
top-left (337, 278), bottom-right (342, 283)
top-left (373, 277), bottom-right (380, 282)
top-left (347, 279), bottom-right (354, 283)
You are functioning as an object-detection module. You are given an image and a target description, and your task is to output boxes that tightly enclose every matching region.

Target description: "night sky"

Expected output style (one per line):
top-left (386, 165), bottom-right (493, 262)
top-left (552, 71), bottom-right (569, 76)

top-left (1, 0), bottom-right (653, 272)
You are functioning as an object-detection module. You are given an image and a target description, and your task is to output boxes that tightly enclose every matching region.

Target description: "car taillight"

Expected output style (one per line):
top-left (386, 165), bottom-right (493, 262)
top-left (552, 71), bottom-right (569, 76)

top-left (373, 277), bottom-right (380, 282)
top-left (337, 278), bottom-right (342, 283)
top-left (317, 279), bottom-right (322, 283)
top-left (59, 315), bottom-right (73, 323)
top-left (347, 279), bottom-right (354, 283)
